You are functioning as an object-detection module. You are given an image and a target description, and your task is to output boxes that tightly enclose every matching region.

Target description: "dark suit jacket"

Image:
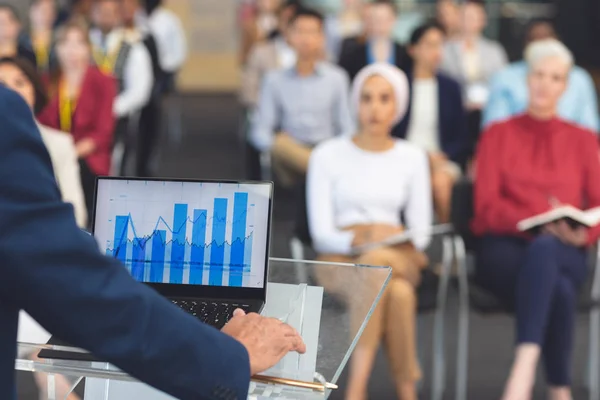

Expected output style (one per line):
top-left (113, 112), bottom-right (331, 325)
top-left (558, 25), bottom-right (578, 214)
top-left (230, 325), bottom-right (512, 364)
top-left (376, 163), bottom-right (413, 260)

top-left (338, 40), bottom-right (409, 81)
top-left (0, 86), bottom-right (250, 400)
top-left (392, 72), bottom-right (469, 166)
top-left (38, 66), bottom-right (116, 176)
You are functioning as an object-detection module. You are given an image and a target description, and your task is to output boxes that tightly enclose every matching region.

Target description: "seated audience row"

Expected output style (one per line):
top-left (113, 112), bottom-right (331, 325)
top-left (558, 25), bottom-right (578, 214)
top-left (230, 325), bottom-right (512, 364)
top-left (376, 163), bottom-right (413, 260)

top-left (304, 37), bottom-right (600, 399)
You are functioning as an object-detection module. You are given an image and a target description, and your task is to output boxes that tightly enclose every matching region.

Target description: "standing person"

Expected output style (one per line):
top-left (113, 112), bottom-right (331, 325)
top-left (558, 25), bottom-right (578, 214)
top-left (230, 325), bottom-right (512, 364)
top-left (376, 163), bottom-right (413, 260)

top-left (0, 84), bottom-right (306, 400)
top-left (37, 19), bottom-right (116, 217)
top-left (0, 4), bottom-right (37, 67)
top-left (24, 0), bottom-right (58, 73)
top-left (472, 39), bottom-right (600, 400)
top-left (250, 8), bottom-right (354, 187)
top-left (90, 0), bottom-right (153, 175)
top-left (338, 0), bottom-right (409, 82)
top-left (139, 0), bottom-right (187, 91)
top-left (308, 63), bottom-right (432, 400)
top-left (440, 0), bottom-right (507, 152)
top-left (122, 0), bottom-right (163, 177)
top-left (483, 19), bottom-right (599, 132)
top-left (394, 22), bottom-right (467, 223)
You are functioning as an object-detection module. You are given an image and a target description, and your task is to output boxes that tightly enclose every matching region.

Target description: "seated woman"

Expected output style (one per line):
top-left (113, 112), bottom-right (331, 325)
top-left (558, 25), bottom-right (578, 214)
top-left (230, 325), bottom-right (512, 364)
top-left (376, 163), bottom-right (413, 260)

top-left (38, 19), bottom-right (116, 217)
top-left (393, 22), bottom-right (468, 222)
top-left (0, 57), bottom-right (86, 227)
top-left (307, 63), bottom-right (432, 400)
top-left (472, 39), bottom-right (600, 400)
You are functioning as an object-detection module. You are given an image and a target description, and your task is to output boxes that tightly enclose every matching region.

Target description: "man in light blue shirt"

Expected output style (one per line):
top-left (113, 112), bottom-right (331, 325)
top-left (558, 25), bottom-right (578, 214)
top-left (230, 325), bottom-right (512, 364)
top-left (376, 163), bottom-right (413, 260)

top-left (251, 7), bottom-right (354, 186)
top-left (483, 20), bottom-right (599, 132)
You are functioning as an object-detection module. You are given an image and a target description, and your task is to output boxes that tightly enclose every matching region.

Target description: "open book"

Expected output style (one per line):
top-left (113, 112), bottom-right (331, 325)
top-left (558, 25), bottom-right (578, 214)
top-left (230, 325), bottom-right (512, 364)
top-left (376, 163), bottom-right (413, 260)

top-left (517, 205), bottom-right (600, 232)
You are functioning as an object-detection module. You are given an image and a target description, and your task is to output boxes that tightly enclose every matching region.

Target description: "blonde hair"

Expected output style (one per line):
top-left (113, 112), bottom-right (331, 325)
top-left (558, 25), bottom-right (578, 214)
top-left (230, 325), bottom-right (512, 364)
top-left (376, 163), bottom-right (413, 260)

top-left (525, 38), bottom-right (574, 70)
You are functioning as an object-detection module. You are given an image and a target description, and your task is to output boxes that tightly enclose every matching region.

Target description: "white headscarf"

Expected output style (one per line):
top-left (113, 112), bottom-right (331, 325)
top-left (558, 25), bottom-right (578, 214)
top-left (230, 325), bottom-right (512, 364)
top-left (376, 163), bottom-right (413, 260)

top-left (350, 63), bottom-right (410, 125)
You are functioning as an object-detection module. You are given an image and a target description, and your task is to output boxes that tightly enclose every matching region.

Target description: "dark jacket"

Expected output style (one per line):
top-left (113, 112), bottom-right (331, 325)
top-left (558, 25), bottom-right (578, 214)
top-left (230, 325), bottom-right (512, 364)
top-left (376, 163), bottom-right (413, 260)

top-left (338, 40), bottom-right (409, 81)
top-left (392, 72), bottom-right (469, 166)
top-left (0, 86), bottom-right (250, 400)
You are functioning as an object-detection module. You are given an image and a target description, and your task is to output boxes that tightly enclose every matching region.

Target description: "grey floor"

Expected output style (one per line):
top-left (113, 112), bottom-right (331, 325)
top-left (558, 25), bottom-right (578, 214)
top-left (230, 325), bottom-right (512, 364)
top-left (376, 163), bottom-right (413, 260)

top-left (16, 94), bottom-right (597, 399)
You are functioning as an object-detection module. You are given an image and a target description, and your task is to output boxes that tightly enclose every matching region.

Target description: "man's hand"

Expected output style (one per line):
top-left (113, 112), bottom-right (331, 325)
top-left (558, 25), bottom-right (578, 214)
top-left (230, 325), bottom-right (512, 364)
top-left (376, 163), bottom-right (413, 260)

top-left (75, 138), bottom-right (96, 158)
top-left (221, 309), bottom-right (306, 375)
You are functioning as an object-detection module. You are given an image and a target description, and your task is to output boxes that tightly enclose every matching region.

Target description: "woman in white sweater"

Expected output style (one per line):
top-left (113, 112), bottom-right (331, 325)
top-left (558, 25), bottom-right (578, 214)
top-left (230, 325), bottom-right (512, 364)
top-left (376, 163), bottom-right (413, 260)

top-left (307, 63), bottom-right (432, 400)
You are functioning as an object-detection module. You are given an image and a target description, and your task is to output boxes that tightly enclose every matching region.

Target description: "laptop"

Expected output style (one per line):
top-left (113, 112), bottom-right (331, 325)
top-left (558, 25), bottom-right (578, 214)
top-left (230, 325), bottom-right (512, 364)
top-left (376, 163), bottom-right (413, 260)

top-left (40, 177), bottom-right (273, 361)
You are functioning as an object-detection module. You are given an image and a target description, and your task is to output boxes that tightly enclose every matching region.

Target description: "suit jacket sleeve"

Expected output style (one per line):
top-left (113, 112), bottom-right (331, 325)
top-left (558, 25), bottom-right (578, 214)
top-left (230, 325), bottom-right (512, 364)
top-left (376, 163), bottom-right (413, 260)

top-left (0, 87), bottom-right (250, 400)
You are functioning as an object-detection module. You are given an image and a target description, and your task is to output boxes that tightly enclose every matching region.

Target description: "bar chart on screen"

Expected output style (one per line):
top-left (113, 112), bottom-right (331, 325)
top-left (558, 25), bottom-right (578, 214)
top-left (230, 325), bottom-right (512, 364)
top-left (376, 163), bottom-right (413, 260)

top-left (94, 180), bottom-right (270, 289)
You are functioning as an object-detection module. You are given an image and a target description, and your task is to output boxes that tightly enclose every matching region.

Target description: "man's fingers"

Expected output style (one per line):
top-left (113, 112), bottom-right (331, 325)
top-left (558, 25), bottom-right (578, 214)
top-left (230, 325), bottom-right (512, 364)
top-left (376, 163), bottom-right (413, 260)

top-left (290, 336), bottom-right (307, 354)
top-left (233, 308), bottom-right (246, 317)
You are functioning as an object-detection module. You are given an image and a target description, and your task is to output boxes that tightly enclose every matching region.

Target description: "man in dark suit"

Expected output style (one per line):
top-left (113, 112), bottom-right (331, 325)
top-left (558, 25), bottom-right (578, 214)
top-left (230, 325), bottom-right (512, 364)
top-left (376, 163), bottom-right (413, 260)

top-left (0, 86), bottom-right (305, 399)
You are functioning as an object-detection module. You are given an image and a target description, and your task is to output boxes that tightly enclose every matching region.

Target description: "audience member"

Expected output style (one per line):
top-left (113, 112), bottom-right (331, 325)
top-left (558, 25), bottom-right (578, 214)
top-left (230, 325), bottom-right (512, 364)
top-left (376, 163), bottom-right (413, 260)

top-left (138, 0), bottom-right (187, 93)
top-left (0, 4), bottom-right (37, 67)
top-left (23, 0), bottom-right (58, 73)
top-left (324, 0), bottom-right (365, 61)
top-left (122, 0), bottom-right (163, 177)
top-left (339, 0), bottom-right (409, 81)
top-left (336, 1), bottom-right (370, 64)
top-left (240, 0), bottom-right (281, 65)
top-left (394, 22), bottom-right (467, 223)
top-left (0, 57), bottom-right (86, 226)
top-left (37, 20), bottom-right (116, 217)
top-left (472, 39), bottom-right (600, 400)
top-left (67, 0), bottom-right (93, 24)
top-left (90, 0), bottom-right (153, 175)
top-left (436, 0), bottom-right (460, 40)
top-left (241, 1), bottom-right (297, 110)
top-left (250, 8), bottom-right (353, 187)
top-left (440, 0), bottom-right (507, 158)
top-left (483, 19), bottom-right (599, 132)
top-left (308, 63), bottom-right (431, 400)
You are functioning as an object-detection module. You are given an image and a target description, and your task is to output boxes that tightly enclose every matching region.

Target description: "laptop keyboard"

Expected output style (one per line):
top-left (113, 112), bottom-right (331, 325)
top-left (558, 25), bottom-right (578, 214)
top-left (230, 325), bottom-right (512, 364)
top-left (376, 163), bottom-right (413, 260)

top-left (171, 299), bottom-right (253, 330)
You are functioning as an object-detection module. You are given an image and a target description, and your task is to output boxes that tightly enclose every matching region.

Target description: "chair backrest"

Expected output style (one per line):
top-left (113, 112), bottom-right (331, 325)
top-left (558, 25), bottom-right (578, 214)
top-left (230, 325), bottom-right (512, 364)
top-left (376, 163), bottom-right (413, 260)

top-left (450, 178), bottom-right (477, 251)
top-left (294, 181), bottom-right (313, 246)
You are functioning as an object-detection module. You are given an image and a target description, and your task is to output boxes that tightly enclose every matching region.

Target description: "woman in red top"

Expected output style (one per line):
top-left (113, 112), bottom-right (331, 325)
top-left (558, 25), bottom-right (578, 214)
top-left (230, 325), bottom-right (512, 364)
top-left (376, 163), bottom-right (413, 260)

top-left (38, 19), bottom-right (116, 217)
top-left (472, 39), bottom-right (600, 400)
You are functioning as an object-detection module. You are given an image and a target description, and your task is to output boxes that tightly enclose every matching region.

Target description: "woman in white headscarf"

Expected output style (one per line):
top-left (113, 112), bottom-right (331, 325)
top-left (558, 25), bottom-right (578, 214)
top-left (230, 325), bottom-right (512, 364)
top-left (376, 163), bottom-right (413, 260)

top-left (307, 63), bottom-right (432, 400)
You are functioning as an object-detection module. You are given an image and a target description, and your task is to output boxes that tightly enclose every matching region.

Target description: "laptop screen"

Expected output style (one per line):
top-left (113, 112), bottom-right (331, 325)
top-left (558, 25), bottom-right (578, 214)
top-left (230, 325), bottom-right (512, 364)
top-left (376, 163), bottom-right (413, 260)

top-left (93, 179), bottom-right (272, 289)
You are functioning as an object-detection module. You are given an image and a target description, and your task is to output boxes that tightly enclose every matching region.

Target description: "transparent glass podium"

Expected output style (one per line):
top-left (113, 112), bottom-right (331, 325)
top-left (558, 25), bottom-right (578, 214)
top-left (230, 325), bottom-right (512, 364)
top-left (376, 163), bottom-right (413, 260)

top-left (15, 258), bottom-right (391, 400)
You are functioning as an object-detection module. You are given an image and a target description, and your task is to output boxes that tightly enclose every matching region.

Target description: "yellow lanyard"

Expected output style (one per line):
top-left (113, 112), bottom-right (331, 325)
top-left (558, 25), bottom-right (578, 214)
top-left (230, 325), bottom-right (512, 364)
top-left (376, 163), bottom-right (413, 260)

top-left (92, 36), bottom-right (123, 75)
top-left (32, 40), bottom-right (49, 71)
top-left (58, 80), bottom-right (78, 133)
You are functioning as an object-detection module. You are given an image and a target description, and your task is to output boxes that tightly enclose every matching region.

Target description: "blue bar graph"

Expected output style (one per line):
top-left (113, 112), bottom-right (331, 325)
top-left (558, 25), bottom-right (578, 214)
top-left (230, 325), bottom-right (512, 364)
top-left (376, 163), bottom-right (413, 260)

top-left (108, 192), bottom-right (253, 287)
top-left (209, 198), bottom-right (228, 285)
top-left (229, 192), bottom-right (248, 286)
top-left (113, 215), bottom-right (129, 262)
top-left (170, 203), bottom-right (188, 284)
top-left (150, 230), bottom-right (166, 282)
top-left (190, 209), bottom-right (207, 284)
top-left (132, 238), bottom-right (145, 281)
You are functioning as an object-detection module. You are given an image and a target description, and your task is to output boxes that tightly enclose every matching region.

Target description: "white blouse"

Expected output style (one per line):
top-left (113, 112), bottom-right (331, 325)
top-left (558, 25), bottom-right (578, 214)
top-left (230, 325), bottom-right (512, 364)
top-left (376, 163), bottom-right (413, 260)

top-left (406, 78), bottom-right (440, 153)
top-left (307, 137), bottom-right (433, 255)
top-left (38, 123), bottom-right (87, 228)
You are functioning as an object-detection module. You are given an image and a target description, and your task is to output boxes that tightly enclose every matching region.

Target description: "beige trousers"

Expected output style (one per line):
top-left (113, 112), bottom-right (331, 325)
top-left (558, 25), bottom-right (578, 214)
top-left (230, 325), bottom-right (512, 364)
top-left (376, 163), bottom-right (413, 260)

top-left (316, 245), bottom-right (426, 383)
top-left (271, 133), bottom-right (312, 187)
